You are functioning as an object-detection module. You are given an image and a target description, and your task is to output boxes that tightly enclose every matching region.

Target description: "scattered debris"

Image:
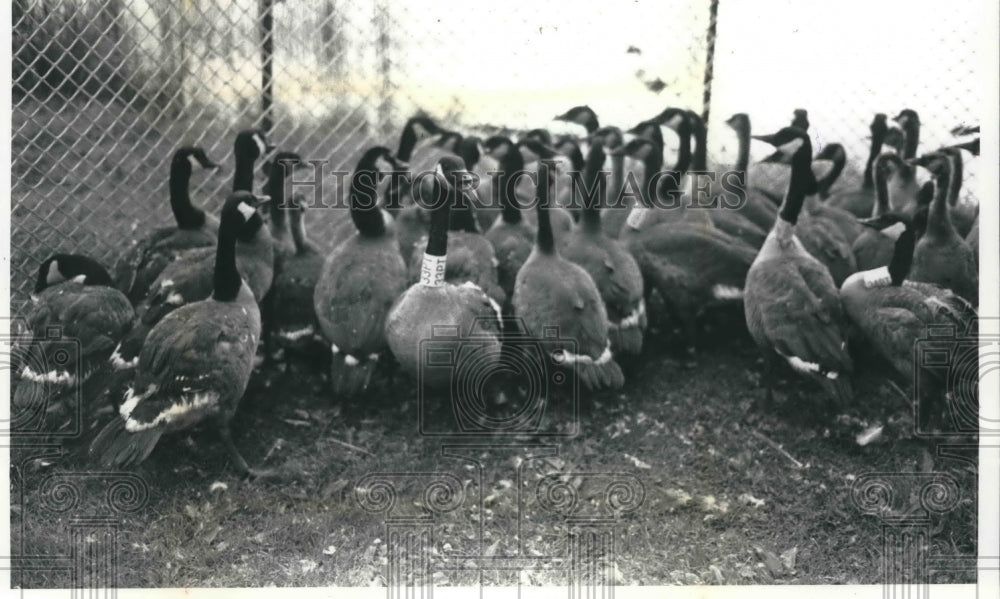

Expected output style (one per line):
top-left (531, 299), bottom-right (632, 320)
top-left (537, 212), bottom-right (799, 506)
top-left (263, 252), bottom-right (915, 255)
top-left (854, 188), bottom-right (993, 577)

top-left (299, 559), bottom-right (318, 574)
top-left (855, 424), bottom-right (883, 446)
top-left (322, 545), bottom-right (337, 556)
top-left (738, 493), bottom-right (765, 508)
top-left (751, 430), bottom-right (804, 469)
top-left (209, 481), bottom-right (228, 493)
top-left (624, 453), bottom-right (652, 469)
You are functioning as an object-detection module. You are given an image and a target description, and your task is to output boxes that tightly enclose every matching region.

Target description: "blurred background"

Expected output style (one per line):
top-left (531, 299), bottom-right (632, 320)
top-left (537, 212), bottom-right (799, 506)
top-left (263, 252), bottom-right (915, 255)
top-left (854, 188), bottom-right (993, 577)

top-left (10, 0), bottom-right (986, 305)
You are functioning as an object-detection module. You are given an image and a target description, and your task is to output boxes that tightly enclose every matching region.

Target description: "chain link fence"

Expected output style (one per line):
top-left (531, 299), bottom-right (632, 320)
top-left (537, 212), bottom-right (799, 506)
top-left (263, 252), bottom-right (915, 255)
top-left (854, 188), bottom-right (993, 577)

top-left (10, 0), bottom-right (983, 308)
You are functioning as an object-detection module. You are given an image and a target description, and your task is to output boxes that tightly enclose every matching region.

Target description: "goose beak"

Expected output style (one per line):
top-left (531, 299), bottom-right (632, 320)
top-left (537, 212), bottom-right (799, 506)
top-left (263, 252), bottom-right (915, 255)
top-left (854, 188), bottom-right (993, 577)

top-left (252, 194), bottom-right (272, 209)
top-left (758, 150), bottom-right (784, 164)
top-left (607, 145), bottom-right (625, 156)
top-left (751, 133), bottom-right (778, 146)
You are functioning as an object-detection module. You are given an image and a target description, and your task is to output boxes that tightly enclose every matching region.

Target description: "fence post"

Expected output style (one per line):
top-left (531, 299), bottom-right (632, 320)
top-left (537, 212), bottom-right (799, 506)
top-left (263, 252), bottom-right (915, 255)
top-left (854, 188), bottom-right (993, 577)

top-left (260, 0), bottom-right (275, 134)
top-left (702, 0), bottom-right (720, 125)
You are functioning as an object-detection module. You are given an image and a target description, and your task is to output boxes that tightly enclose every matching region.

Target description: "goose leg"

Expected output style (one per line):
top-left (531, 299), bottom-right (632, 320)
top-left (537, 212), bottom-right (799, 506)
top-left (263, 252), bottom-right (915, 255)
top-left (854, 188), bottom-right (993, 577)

top-left (758, 351), bottom-right (777, 411)
top-left (219, 425), bottom-right (277, 480)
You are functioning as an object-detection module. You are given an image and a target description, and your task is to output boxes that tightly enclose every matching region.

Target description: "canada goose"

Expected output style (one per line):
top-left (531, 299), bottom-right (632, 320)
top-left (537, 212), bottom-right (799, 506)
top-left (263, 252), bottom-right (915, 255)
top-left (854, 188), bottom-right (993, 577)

top-left (908, 151), bottom-right (978, 304)
top-left (483, 135), bottom-right (536, 304)
top-left (269, 201), bottom-right (325, 365)
top-left (839, 213), bottom-right (977, 429)
top-left (14, 255), bottom-right (134, 426)
top-left (512, 160), bottom-right (624, 391)
top-left (385, 156), bottom-right (503, 387)
top-left (939, 146), bottom-right (978, 238)
top-left (851, 154), bottom-right (914, 270)
top-left (115, 147), bottom-right (222, 305)
top-left (744, 127), bottom-right (854, 408)
top-left (560, 135), bottom-right (646, 356)
top-left (682, 110), bottom-right (769, 248)
top-left (90, 192), bottom-right (270, 476)
top-left (104, 132), bottom-right (275, 387)
top-left (314, 147), bottom-right (409, 397)
top-left (892, 109), bottom-right (921, 158)
top-left (514, 139), bottom-right (575, 237)
top-left (615, 137), bottom-right (757, 356)
top-left (263, 151), bottom-right (304, 254)
top-left (825, 114), bottom-right (890, 217)
top-left (721, 113), bottom-right (780, 226)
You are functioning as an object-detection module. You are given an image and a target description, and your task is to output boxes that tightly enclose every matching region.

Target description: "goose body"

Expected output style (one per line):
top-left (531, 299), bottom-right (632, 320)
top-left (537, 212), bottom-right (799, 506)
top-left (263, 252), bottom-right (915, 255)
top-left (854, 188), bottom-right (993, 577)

top-left (14, 255), bottom-right (135, 424)
top-left (561, 134), bottom-right (646, 356)
top-left (385, 156), bottom-right (503, 387)
top-left (315, 148), bottom-right (410, 397)
top-left (744, 127), bottom-right (853, 407)
top-left (115, 147), bottom-right (221, 304)
top-left (512, 160), bottom-right (624, 391)
top-left (91, 193), bottom-right (268, 475)
top-left (909, 151), bottom-right (978, 304)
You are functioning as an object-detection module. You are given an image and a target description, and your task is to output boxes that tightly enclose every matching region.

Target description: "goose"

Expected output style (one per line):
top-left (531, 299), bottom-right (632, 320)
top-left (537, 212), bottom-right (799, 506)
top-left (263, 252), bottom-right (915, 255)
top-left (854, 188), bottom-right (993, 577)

top-left (263, 151), bottom-right (305, 254)
top-left (939, 146), bottom-right (978, 238)
top-left (385, 156), bottom-right (503, 387)
top-left (90, 192), bottom-right (270, 476)
top-left (14, 255), bottom-right (134, 426)
top-left (908, 151), bottom-right (978, 304)
top-left (102, 131), bottom-right (275, 389)
top-left (483, 135), bottom-right (536, 304)
top-left (839, 213), bottom-right (977, 429)
top-left (514, 139), bottom-right (575, 237)
top-left (407, 166), bottom-right (506, 309)
top-left (314, 147), bottom-right (410, 397)
top-left (851, 154), bottom-right (916, 270)
top-left (744, 127), bottom-right (854, 408)
top-left (682, 110), bottom-right (769, 248)
top-left (269, 201), bottom-right (325, 365)
top-left (560, 134), bottom-right (646, 356)
top-left (593, 126), bottom-right (638, 239)
top-left (892, 109), bottom-right (920, 159)
top-left (512, 160), bottom-right (624, 391)
top-left (616, 136), bottom-right (757, 356)
top-left (115, 147), bottom-right (222, 305)
top-left (825, 114), bottom-right (890, 217)
top-left (719, 114), bottom-right (779, 230)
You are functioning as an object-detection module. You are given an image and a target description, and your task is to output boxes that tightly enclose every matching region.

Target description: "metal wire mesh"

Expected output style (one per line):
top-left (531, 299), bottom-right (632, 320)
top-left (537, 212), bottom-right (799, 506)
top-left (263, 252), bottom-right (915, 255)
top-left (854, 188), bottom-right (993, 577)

top-left (10, 0), bottom-right (983, 308)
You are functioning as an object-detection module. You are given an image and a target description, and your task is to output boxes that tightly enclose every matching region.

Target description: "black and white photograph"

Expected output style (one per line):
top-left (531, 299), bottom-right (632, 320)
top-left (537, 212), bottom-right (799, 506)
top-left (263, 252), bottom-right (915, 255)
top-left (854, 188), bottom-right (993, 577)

top-left (3, 0), bottom-right (998, 595)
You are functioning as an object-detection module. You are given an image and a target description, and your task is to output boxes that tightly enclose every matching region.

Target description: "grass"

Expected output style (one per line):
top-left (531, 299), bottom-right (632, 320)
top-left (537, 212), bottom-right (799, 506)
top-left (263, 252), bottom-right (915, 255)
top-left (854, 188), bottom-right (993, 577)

top-left (10, 320), bottom-right (978, 587)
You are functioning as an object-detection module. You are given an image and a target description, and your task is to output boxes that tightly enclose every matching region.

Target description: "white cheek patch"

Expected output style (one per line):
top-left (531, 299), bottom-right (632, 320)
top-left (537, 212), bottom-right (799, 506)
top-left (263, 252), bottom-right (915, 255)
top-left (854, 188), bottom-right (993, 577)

top-left (375, 156), bottom-right (392, 175)
top-left (666, 114), bottom-right (684, 130)
top-left (46, 261), bottom-right (62, 285)
top-left (435, 163), bottom-right (445, 179)
top-left (237, 202), bottom-right (257, 221)
top-left (880, 222), bottom-right (906, 240)
top-left (70, 274), bottom-right (87, 284)
top-left (778, 137), bottom-right (804, 157)
top-left (413, 123), bottom-right (428, 139)
top-left (188, 154), bottom-right (200, 168)
top-left (252, 133), bottom-right (267, 157)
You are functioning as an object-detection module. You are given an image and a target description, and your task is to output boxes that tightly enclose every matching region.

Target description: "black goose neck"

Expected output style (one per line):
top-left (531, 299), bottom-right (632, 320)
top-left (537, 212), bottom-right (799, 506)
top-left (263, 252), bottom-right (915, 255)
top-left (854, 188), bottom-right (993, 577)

top-left (734, 122), bottom-right (750, 173)
top-left (397, 124), bottom-right (419, 162)
top-left (642, 143), bottom-right (668, 207)
top-left (233, 153), bottom-right (256, 193)
top-left (425, 180), bottom-right (452, 257)
top-left (688, 115), bottom-right (708, 171)
top-left (499, 150), bottom-right (525, 225)
top-left (873, 168), bottom-right (890, 218)
top-left (213, 211), bottom-right (242, 301)
top-left (947, 153), bottom-right (963, 206)
top-left (168, 160), bottom-right (206, 229)
top-left (535, 162), bottom-right (556, 254)
top-left (887, 228), bottom-right (916, 286)
top-left (862, 132), bottom-right (884, 189)
top-left (266, 163), bottom-right (290, 230)
top-left (816, 151), bottom-right (845, 196)
top-left (903, 122), bottom-right (920, 159)
top-left (927, 167), bottom-right (954, 237)
top-left (778, 152), bottom-right (817, 225)
top-left (581, 142), bottom-right (606, 232)
top-left (349, 167), bottom-right (387, 237)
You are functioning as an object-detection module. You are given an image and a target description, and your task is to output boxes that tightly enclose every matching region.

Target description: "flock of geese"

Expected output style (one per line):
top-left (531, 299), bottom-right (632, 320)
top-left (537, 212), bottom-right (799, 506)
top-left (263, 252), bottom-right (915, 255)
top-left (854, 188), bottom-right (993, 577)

top-left (14, 105), bottom-right (981, 476)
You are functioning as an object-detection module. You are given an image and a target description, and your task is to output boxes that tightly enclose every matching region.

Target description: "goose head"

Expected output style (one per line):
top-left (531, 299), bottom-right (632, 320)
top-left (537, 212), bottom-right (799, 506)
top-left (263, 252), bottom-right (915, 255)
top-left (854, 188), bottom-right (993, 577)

top-left (173, 147), bottom-right (221, 173)
top-left (589, 126), bottom-right (624, 150)
top-left (858, 212), bottom-right (910, 241)
top-left (234, 129), bottom-right (274, 163)
top-left (725, 113), bottom-right (751, 135)
top-left (554, 106), bottom-right (599, 132)
top-left (554, 136), bottom-right (585, 172)
top-left (791, 108), bottom-right (809, 130)
top-left (457, 136), bottom-right (484, 171)
top-left (753, 127), bottom-right (812, 166)
top-left (912, 151), bottom-right (950, 179)
top-left (523, 128), bottom-right (553, 147)
top-left (35, 254), bottom-right (113, 293)
top-left (626, 119), bottom-right (666, 148)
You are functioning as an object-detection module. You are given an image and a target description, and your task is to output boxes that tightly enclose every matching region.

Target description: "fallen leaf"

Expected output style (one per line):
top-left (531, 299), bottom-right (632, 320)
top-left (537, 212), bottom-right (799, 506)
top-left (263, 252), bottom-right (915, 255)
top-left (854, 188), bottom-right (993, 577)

top-left (624, 453), bottom-right (652, 469)
top-left (209, 481), bottom-right (228, 493)
top-left (300, 559), bottom-right (318, 574)
top-left (856, 424), bottom-right (883, 446)
top-left (323, 545), bottom-right (337, 556)
top-left (738, 493), bottom-right (765, 508)
top-left (780, 547), bottom-right (797, 572)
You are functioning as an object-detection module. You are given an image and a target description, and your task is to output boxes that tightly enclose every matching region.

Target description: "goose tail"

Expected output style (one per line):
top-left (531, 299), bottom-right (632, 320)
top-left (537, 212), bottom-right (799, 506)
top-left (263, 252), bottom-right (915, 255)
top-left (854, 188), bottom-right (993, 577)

top-left (90, 417), bottom-right (163, 469)
top-left (818, 372), bottom-right (854, 407)
top-left (560, 343), bottom-right (625, 391)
